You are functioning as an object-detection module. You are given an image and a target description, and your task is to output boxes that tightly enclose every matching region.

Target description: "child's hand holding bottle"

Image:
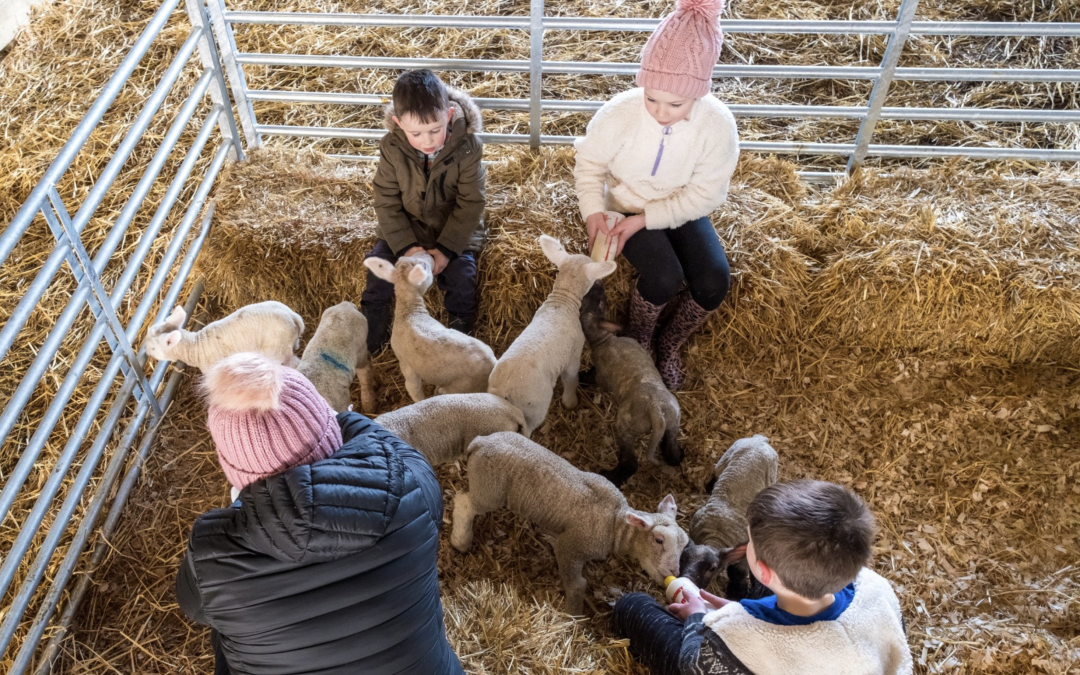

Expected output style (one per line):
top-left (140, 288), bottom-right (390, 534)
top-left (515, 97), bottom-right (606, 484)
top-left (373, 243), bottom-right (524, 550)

top-left (665, 576), bottom-right (731, 621)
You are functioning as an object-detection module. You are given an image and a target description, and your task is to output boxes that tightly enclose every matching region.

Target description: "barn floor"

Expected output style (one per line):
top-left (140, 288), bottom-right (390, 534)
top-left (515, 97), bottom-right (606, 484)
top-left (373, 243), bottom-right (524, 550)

top-left (53, 150), bottom-right (1080, 675)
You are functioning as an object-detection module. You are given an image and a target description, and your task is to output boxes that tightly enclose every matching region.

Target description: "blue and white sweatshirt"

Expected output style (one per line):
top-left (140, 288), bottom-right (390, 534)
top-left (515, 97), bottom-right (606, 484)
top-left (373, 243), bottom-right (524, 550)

top-left (681, 568), bottom-right (913, 675)
top-left (574, 88), bottom-right (739, 230)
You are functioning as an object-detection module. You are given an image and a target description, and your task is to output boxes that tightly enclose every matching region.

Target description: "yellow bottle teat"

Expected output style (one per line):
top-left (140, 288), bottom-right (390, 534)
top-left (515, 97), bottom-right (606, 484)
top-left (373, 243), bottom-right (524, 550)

top-left (664, 576), bottom-right (677, 587)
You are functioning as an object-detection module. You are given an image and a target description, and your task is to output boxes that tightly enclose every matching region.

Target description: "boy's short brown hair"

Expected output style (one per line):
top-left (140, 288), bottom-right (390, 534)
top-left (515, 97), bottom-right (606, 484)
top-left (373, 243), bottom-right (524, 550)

top-left (392, 69), bottom-right (450, 125)
top-left (746, 480), bottom-right (875, 599)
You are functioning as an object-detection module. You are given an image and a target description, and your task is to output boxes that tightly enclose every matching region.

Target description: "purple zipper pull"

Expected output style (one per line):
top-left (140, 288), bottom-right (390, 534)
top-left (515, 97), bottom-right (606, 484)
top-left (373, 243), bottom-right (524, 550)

top-left (651, 126), bottom-right (673, 176)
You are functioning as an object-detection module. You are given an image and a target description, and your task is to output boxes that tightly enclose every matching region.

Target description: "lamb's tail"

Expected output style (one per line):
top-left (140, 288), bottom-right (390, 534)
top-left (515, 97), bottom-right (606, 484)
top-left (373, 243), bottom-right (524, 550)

top-left (200, 352), bottom-right (283, 412)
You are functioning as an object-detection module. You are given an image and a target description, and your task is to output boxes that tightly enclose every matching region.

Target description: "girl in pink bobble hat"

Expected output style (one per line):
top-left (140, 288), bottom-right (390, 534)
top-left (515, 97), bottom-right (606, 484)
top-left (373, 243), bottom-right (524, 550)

top-left (575, 0), bottom-right (739, 391)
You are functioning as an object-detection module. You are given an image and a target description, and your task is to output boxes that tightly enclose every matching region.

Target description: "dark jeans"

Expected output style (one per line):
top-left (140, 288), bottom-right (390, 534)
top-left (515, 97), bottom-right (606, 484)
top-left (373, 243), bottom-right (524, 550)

top-left (612, 592), bottom-right (684, 675)
top-left (360, 239), bottom-right (479, 318)
top-left (621, 215), bottom-right (731, 311)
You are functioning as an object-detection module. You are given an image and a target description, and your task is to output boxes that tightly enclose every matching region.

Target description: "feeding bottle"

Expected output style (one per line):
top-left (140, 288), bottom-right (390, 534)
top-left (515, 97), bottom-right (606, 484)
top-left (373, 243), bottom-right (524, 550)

top-left (664, 576), bottom-right (718, 610)
top-left (590, 211), bottom-right (623, 262)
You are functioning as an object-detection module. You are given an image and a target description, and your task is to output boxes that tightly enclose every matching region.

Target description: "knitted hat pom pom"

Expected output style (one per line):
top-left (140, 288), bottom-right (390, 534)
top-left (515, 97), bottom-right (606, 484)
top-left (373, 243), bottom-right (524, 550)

top-left (676, 0), bottom-right (725, 18)
top-left (201, 352), bottom-right (283, 413)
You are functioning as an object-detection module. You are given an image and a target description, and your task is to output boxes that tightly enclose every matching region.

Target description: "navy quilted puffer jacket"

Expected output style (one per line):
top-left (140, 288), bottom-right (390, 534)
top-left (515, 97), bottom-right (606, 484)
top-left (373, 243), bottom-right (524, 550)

top-left (176, 412), bottom-right (464, 675)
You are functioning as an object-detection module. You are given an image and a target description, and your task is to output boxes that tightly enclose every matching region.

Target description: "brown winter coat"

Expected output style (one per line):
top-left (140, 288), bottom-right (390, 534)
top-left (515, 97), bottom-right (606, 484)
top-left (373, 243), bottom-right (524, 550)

top-left (373, 87), bottom-right (486, 256)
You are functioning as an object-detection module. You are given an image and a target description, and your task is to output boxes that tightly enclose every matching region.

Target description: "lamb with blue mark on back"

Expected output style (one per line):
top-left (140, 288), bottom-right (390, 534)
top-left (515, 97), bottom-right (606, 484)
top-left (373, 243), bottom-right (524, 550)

top-left (298, 301), bottom-right (375, 414)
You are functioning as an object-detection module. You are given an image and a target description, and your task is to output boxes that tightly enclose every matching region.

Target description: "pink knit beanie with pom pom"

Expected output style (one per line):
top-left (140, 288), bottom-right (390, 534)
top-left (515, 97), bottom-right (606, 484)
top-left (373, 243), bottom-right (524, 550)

top-left (201, 352), bottom-right (342, 488)
top-left (637, 0), bottom-right (725, 99)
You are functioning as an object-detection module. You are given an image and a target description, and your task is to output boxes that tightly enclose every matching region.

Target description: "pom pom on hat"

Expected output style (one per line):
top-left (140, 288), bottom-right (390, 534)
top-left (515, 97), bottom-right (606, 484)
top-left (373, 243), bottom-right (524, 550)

top-left (200, 352), bottom-right (283, 412)
top-left (675, 0), bottom-right (725, 19)
top-left (202, 352), bottom-right (342, 488)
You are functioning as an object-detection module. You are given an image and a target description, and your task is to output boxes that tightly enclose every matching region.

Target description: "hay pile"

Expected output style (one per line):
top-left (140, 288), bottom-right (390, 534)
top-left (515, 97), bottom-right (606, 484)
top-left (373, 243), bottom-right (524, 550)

top-left (52, 146), bottom-right (1080, 675)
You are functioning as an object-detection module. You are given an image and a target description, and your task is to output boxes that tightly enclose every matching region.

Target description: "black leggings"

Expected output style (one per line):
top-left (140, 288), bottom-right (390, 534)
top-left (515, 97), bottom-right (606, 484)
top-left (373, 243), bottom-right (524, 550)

top-left (621, 215), bottom-right (731, 311)
top-left (611, 593), bottom-right (684, 675)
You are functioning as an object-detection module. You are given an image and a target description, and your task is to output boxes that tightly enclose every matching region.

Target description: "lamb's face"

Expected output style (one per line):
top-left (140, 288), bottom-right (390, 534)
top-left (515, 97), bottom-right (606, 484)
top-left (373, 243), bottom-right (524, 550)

top-left (578, 281), bottom-right (607, 334)
top-left (636, 515), bottom-right (689, 583)
top-left (143, 323), bottom-right (177, 360)
top-left (396, 252), bottom-right (434, 293)
top-left (679, 541), bottom-right (721, 588)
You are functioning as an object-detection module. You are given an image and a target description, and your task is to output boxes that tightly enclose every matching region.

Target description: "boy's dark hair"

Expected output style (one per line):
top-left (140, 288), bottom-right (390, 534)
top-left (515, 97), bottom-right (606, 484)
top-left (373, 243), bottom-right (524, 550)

top-left (746, 480), bottom-right (875, 599)
top-left (392, 69), bottom-right (450, 124)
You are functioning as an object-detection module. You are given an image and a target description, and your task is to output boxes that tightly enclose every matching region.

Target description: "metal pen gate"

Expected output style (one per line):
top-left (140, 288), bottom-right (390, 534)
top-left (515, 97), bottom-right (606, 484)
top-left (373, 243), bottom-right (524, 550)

top-left (0, 0), bottom-right (1076, 672)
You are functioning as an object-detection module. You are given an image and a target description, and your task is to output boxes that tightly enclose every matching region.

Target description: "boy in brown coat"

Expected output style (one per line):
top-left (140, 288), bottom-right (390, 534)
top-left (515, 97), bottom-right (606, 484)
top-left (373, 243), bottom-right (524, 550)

top-left (361, 69), bottom-right (487, 352)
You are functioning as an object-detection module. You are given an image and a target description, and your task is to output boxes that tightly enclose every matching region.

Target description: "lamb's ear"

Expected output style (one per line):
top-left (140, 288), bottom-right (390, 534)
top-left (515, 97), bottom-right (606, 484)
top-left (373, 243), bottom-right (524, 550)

top-left (407, 264), bottom-right (428, 286)
top-left (364, 257), bottom-right (396, 283)
top-left (585, 260), bottom-right (617, 282)
top-left (163, 331), bottom-right (183, 349)
top-left (600, 320), bottom-right (623, 333)
top-left (658, 494), bottom-right (678, 518)
top-left (625, 511), bottom-right (654, 530)
top-left (538, 235), bottom-right (568, 268)
top-left (721, 543), bottom-right (748, 566)
top-left (166, 305), bottom-right (187, 328)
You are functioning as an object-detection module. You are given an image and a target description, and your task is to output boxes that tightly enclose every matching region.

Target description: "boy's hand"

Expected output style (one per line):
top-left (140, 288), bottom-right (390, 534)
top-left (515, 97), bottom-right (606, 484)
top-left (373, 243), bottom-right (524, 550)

top-left (427, 248), bottom-right (450, 275)
top-left (668, 593), bottom-right (708, 621)
top-left (586, 212), bottom-right (610, 251)
top-left (700, 590), bottom-right (732, 610)
top-left (403, 246), bottom-right (426, 258)
top-left (612, 214), bottom-right (647, 256)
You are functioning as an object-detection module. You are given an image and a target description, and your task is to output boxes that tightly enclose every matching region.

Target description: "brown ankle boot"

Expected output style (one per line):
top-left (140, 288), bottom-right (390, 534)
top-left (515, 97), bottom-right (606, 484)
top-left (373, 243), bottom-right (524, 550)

top-left (625, 286), bottom-right (665, 353)
top-left (655, 291), bottom-right (714, 391)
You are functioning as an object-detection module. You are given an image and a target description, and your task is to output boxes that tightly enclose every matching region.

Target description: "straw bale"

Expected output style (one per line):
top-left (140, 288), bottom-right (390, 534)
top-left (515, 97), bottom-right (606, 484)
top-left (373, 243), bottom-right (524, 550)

top-left (806, 167), bottom-right (1080, 365)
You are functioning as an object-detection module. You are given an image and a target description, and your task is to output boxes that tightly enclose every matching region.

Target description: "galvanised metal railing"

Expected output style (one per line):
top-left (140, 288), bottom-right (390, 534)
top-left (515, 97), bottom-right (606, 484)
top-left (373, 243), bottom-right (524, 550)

top-left (0, 0), bottom-right (244, 672)
top-left (0, 0), bottom-right (1077, 671)
top-left (214, 0), bottom-right (1080, 172)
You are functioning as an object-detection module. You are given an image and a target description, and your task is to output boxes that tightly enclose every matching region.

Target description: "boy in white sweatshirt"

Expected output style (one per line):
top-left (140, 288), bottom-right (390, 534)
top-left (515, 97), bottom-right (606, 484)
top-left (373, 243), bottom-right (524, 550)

top-left (612, 480), bottom-right (913, 675)
top-left (574, 0), bottom-right (739, 391)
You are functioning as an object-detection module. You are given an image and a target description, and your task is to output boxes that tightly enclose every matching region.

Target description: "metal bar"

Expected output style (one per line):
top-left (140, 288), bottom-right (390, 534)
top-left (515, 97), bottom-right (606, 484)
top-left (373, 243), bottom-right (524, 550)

top-left (219, 12), bottom-right (1080, 37)
top-left (0, 0), bottom-right (185, 268)
top-left (863, 145), bottom-right (1080, 160)
top-left (224, 10), bottom-right (530, 29)
top-left (46, 189), bottom-right (162, 417)
top-left (909, 21), bottom-right (1080, 37)
top-left (185, 0), bottom-right (245, 161)
top-left (0, 109), bottom-right (223, 529)
top-left (5, 213), bottom-right (214, 673)
top-left (236, 52), bottom-right (531, 72)
top-left (528, 0), bottom-right (543, 150)
top-left (30, 294), bottom-right (197, 675)
top-left (247, 90), bottom-right (1080, 123)
top-left (237, 52), bottom-right (1080, 82)
top-left (0, 67), bottom-right (214, 368)
top-left (849, 0), bottom-right (921, 172)
top-left (237, 53), bottom-right (884, 79)
top-left (206, 0), bottom-right (261, 147)
top-left (0, 148), bottom-right (226, 642)
top-left (25, 362), bottom-right (189, 675)
top-left (892, 66), bottom-right (1080, 82)
top-left (0, 364), bottom-right (141, 660)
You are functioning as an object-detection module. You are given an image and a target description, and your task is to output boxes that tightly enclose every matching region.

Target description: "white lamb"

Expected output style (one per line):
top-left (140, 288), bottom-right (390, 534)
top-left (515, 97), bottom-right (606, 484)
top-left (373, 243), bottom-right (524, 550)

top-left (364, 252), bottom-right (496, 402)
top-left (297, 301), bottom-right (375, 414)
top-left (451, 431), bottom-right (688, 615)
top-left (142, 301), bottom-right (303, 373)
top-left (375, 393), bottom-right (526, 467)
top-left (487, 235), bottom-right (616, 436)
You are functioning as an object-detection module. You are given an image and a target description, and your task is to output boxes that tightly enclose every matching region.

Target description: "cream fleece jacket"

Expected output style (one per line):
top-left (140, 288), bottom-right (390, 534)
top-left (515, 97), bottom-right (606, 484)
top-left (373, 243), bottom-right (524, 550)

top-left (703, 568), bottom-right (914, 675)
top-left (574, 88), bottom-right (739, 230)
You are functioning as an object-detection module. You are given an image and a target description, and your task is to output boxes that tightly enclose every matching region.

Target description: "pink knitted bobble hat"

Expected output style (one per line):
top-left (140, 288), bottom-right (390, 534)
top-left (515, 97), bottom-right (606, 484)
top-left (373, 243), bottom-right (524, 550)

top-left (201, 352), bottom-right (342, 489)
top-left (637, 0), bottom-right (725, 99)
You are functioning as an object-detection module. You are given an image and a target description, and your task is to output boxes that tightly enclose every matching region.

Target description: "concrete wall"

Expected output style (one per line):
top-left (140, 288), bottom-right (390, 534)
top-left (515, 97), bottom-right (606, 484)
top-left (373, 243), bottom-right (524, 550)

top-left (1, 0), bottom-right (54, 52)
